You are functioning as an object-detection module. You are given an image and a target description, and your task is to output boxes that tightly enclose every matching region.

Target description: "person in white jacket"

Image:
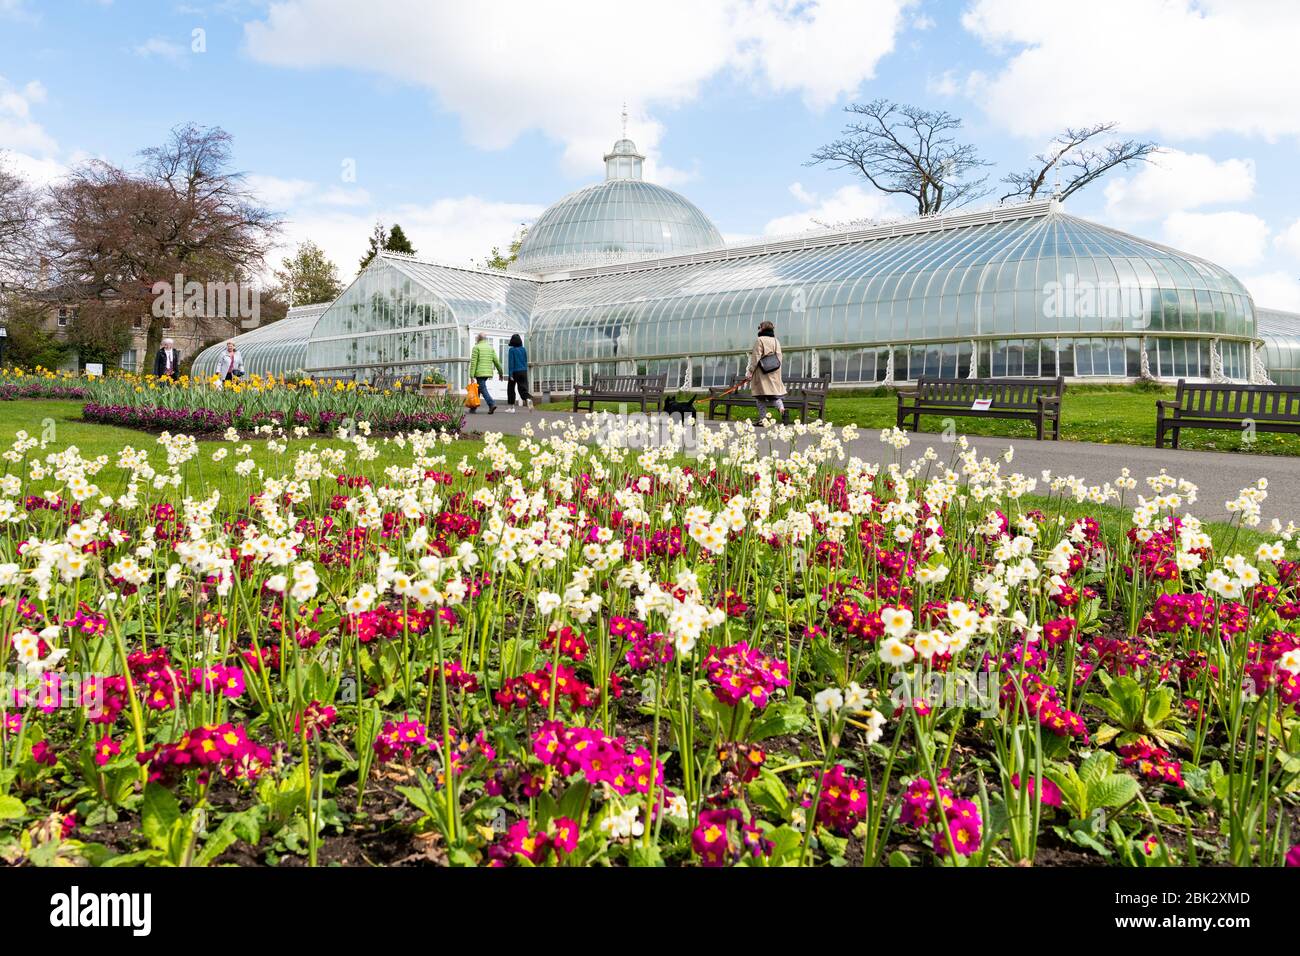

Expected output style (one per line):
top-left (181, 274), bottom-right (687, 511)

top-left (219, 341), bottom-right (245, 381)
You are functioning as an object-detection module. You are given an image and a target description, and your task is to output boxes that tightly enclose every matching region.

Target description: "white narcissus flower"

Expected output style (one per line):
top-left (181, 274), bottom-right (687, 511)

top-left (843, 682), bottom-right (871, 714)
top-left (879, 637), bottom-right (916, 667)
top-left (536, 590), bottom-right (562, 616)
top-left (814, 687), bottom-right (843, 716)
top-left (881, 606), bottom-right (913, 640)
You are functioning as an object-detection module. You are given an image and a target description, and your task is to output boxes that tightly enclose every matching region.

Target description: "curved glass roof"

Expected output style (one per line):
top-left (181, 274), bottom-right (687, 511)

top-left (305, 255), bottom-right (535, 378)
top-left (197, 201), bottom-right (1265, 388)
top-left (512, 137), bottom-right (723, 274)
top-left (190, 303), bottom-right (328, 379)
top-left (1258, 307), bottom-right (1300, 386)
top-left (529, 202), bottom-right (1256, 368)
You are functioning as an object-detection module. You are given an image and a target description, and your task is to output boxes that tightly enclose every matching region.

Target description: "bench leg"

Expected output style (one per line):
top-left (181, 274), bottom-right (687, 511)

top-left (1035, 414), bottom-right (1044, 442)
top-left (1053, 414), bottom-right (1061, 441)
top-left (1171, 426), bottom-right (1180, 451)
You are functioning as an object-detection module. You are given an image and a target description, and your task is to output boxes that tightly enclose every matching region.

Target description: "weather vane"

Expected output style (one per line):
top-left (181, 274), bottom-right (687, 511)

top-left (621, 102), bottom-right (628, 140)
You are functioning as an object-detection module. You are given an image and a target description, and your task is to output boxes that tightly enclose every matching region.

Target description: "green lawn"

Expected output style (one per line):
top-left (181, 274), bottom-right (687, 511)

top-left (0, 398), bottom-right (1270, 553)
top-left (0, 400), bottom-right (494, 501)
top-left (547, 384), bottom-right (1300, 456)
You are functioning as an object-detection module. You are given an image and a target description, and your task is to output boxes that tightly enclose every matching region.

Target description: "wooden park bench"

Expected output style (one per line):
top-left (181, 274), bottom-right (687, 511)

top-left (706, 374), bottom-right (831, 423)
top-left (572, 372), bottom-right (668, 413)
top-left (896, 376), bottom-right (1066, 440)
top-left (1156, 380), bottom-right (1300, 449)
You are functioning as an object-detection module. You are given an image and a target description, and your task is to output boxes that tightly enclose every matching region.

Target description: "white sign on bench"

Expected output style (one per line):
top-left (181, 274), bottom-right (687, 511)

top-left (971, 398), bottom-right (993, 411)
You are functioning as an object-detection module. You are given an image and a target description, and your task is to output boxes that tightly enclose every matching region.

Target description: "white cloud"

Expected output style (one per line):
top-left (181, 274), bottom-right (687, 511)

top-left (1242, 271), bottom-right (1300, 313)
top-left (133, 37), bottom-right (188, 61)
top-left (0, 0), bottom-right (37, 21)
top-left (762, 182), bottom-right (899, 235)
top-left (244, 174), bottom-right (530, 278)
top-left (1162, 211), bottom-right (1270, 270)
top-left (927, 69), bottom-right (959, 97)
top-left (242, 0), bottom-right (912, 178)
top-left (0, 76), bottom-right (57, 158)
top-left (0, 76), bottom-right (83, 188)
top-left (1275, 218), bottom-right (1300, 263)
top-left (246, 174), bottom-right (315, 208)
top-left (1103, 150), bottom-right (1255, 223)
top-left (962, 0), bottom-right (1300, 140)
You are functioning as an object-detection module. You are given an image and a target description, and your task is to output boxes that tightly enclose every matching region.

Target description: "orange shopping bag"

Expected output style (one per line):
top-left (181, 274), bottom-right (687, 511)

top-left (464, 380), bottom-right (481, 409)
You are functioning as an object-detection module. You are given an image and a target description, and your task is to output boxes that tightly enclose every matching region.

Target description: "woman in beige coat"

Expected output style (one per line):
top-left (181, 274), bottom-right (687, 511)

top-left (745, 320), bottom-right (785, 425)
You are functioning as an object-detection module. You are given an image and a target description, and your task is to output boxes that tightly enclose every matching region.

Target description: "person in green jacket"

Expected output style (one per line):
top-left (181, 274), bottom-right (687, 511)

top-left (469, 333), bottom-right (504, 413)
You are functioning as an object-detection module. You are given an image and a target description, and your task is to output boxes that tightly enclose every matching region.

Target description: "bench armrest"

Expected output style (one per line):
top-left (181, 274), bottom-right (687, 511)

top-left (1155, 399), bottom-right (1181, 411)
top-left (1037, 394), bottom-right (1061, 405)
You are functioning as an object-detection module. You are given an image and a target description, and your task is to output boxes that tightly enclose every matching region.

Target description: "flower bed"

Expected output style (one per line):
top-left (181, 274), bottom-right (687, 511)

top-left (81, 401), bottom-right (461, 436)
top-left (0, 417), bottom-right (1296, 868)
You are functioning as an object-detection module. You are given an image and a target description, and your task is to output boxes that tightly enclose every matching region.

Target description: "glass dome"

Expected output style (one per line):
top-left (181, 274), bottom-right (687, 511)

top-left (511, 137), bottom-right (723, 274)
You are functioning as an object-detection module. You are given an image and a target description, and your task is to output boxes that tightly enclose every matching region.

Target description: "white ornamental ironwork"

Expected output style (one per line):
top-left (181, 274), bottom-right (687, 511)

top-left (1250, 341), bottom-right (1273, 385)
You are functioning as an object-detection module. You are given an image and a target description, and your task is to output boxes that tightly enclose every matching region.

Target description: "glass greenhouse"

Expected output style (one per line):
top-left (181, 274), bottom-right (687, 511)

top-left (1258, 308), bottom-right (1300, 386)
top-left (202, 135), bottom-right (1286, 391)
top-left (191, 303), bottom-right (329, 379)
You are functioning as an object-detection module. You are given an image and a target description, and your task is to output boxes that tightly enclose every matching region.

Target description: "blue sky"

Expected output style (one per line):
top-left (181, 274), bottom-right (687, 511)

top-left (2, 0), bottom-right (1299, 309)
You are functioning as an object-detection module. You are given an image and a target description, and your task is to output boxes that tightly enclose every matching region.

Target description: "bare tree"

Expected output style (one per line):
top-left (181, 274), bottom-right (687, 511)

top-left (43, 124), bottom-right (280, 361)
top-left (807, 100), bottom-right (991, 215)
top-left (0, 153), bottom-right (40, 285)
top-left (999, 122), bottom-right (1159, 203)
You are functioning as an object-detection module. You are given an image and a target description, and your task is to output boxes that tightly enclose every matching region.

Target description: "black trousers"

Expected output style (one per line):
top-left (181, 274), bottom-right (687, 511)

top-left (508, 371), bottom-right (532, 405)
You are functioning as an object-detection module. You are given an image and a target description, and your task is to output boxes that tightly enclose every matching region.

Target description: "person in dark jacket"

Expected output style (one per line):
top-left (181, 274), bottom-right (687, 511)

top-left (154, 338), bottom-right (180, 380)
top-left (506, 333), bottom-right (533, 411)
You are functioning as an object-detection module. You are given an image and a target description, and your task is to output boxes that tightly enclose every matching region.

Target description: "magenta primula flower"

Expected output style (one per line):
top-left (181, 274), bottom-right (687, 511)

top-left (373, 718), bottom-right (427, 763)
top-left (702, 641), bottom-right (790, 710)
top-left (93, 736), bottom-right (120, 767)
top-left (814, 764), bottom-right (870, 835)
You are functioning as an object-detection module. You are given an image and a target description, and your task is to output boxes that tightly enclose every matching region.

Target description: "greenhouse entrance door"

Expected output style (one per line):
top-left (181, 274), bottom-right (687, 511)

top-left (471, 330), bottom-right (512, 403)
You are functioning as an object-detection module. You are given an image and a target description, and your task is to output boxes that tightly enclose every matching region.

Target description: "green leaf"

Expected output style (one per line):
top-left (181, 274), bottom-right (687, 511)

top-left (0, 795), bottom-right (26, 820)
top-left (816, 826), bottom-right (848, 859)
top-left (888, 850), bottom-right (912, 867)
top-left (748, 699), bottom-right (809, 741)
top-left (1089, 774), bottom-right (1140, 810)
top-left (1144, 686), bottom-right (1174, 728)
top-left (766, 825), bottom-right (804, 865)
top-left (747, 769), bottom-right (791, 818)
top-left (628, 843), bottom-right (665, 867)
top-left (194, 827), bottom-right (238, 867)
top-left (141, 783), bottom-right (180, 852)
top-left (1078, 750), bottom-right (1117, 787)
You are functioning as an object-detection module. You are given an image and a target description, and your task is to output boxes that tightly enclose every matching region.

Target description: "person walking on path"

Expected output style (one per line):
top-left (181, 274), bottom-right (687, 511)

top-left (506, 333), bottom-right (533, 412)
top-left (469, 333), bottom-right (504, 414)
top-left (744, 320), bottom-right (785, 425)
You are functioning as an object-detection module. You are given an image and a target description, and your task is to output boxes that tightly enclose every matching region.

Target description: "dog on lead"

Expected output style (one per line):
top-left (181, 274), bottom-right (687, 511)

top-left (663, 394), bottom-right (697, 422)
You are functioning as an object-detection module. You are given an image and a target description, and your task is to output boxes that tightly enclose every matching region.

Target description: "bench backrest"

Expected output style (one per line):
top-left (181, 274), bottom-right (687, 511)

top-left (1172, 380), bottom-right (1300, 422)
top-left (784, 374), bottom-right (831, 395)
top-left (591, 373), bottom-right (668, 395)
top-left (915, 376), bottom-right (1064, 408)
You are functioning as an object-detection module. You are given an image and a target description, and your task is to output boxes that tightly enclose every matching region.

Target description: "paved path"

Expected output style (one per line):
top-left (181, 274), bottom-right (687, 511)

top-left (464, 407), bottom-right (1300, 526)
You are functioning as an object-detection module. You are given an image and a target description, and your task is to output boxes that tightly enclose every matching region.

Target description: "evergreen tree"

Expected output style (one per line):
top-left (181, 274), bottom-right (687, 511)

top-left (358, 222), bottom-right (417, 272)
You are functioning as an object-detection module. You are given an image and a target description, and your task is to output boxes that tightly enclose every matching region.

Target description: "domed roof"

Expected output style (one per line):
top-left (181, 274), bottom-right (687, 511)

top-left (511, 137), bottom-right (723, 274)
